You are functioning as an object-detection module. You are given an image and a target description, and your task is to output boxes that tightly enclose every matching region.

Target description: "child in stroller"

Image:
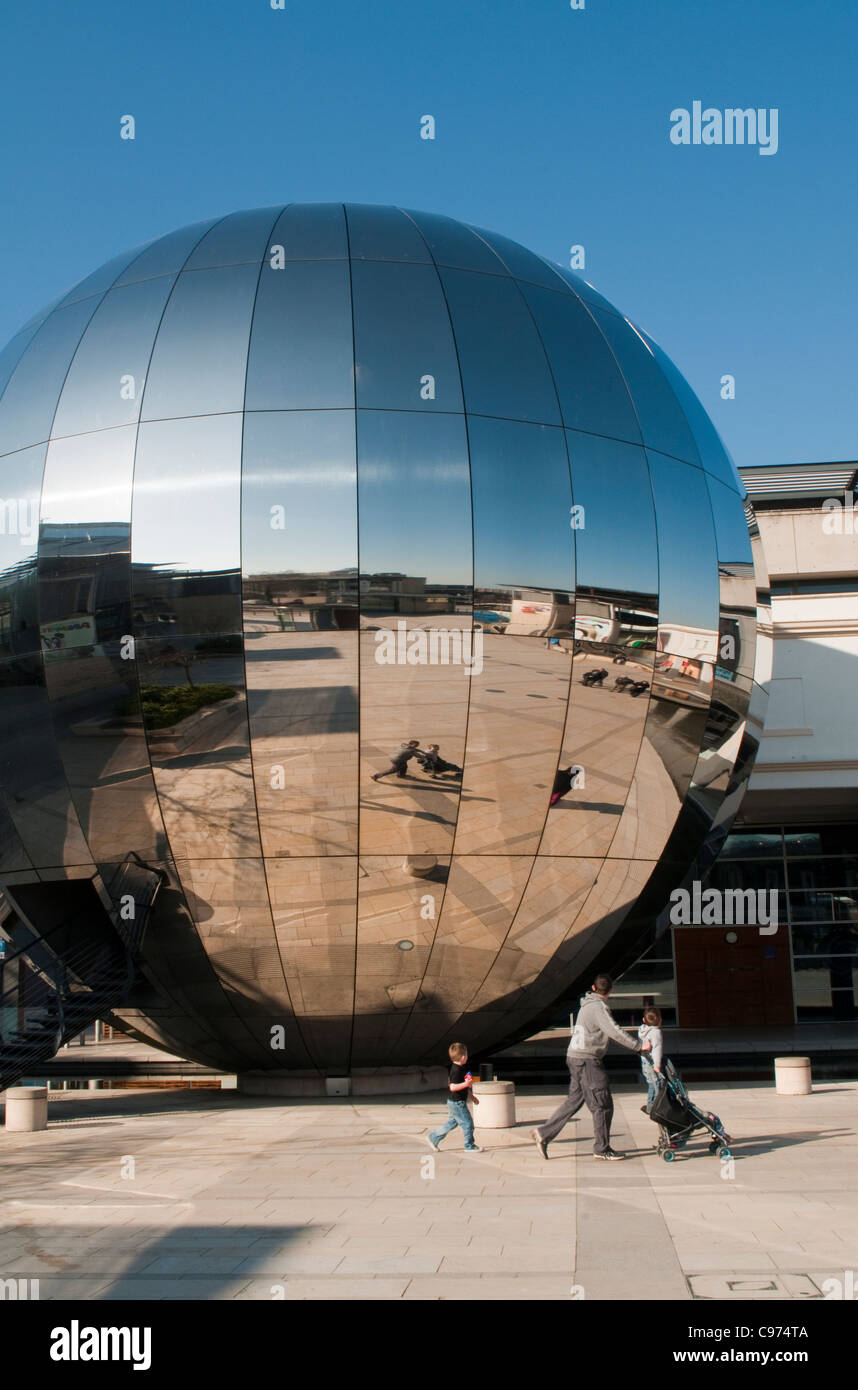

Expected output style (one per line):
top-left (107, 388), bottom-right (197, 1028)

top-left (419, 744), bottom-right (462, 777)
top-left (646, 1059), bottom-right (733, 1162)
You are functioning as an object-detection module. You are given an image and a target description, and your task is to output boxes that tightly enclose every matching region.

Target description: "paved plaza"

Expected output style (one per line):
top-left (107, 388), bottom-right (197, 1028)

top-left (1, 1078), bottom-right (855, 1301)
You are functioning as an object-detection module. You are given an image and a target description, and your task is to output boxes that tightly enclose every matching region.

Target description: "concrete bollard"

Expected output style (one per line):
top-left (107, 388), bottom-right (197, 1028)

top-left (774, 1056), bottom-right (812, 1095)
top-left (472, 1080), bottom-right (516, 1128)
top-left (4, 1086), bottom-right (48, 1131)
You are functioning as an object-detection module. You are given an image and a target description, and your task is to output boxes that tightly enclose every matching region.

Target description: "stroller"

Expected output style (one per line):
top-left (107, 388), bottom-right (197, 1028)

top-left (646, 1059), bottom-right (733, 1163)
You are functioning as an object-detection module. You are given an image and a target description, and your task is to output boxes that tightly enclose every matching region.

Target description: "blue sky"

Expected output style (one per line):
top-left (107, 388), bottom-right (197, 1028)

top-left (1, 0), bottom-right (855, 470)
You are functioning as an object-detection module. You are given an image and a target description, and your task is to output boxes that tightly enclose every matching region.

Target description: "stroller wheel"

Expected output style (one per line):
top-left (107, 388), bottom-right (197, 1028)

top-left (708, 1140), bottom-right (719, 1155)
top-left (717, 1146), bottom-right (732, 1160)
top-left (662, 1148), bottom-right (675, 1162)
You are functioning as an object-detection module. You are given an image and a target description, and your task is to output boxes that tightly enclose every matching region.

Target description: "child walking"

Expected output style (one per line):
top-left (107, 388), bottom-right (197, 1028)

top-left (426, 1042), bottom-right (483, 1152)
top-left (638, 1007), bottom-right (664, 1110)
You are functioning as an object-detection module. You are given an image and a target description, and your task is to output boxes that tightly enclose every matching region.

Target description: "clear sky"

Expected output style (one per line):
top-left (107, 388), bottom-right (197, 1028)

top-left (1, 0), bottom-right (855, 471)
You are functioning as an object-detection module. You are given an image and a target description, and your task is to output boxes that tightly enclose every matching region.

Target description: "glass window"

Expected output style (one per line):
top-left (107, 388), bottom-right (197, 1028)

top-left (521, 286), bottom-right (641, 442)
top-left (245, 260), bottom-right (354, 411)
top-left (785, 825), bottom-right (856, 857)
top-left (352, 261), bottom-right (462, 413)
top-left (141, 265), bottom-right (259, 420)
top-left (592, 310), bottom-right (701, 465)
top-left (267, 203), bottom-right (348, 259)
top-left (51, 276), bottom-right (178, 437)
top-left (0, 299), bottom-right (101, 455)
top-left (403, 209), bottom-right (506, 273)
top-left (720, 830), bottom-right (784, 859)
top-left (468, 417), bottom-right (572, 601)
top-left (787, 857), bottom-right (858, 891)
top-left (113, 218), bottom-right (220, 287)
top-left (705, 858), bottom-right (786, 894)
top-left (357, 410), bottom-right (471, 614)
top-left (184, 207), bottom-right (283, 269)
top-left (440, 269), bottom-right (560, 424)
top-left (345, 204), bottom-right (431, 262)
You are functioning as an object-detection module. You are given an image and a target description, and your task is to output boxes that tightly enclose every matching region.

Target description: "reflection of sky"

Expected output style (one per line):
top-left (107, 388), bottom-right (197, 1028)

top-left (647, 451), bottom-right (720, 632)
top-left (357, 411), bottom-right (471, 584)
top-left (242, 410), bottom-right (356, 576)
top-left (469, 417), bottom-right (573, 591)
top-left (131, 415), bottom-right (243, 571)
top-left (568, 433), bottom-right (658, 596)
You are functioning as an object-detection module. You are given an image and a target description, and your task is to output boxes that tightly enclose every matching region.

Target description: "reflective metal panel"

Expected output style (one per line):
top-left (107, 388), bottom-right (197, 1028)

top-left (639, 326), bottom-right (743, 492)
top-left (520, 286), bottom-right (642, 442)
top-left (468, 856), bottom-right (603, 1010)
top-left (51, 277), bottom-right (177, 438)
top-left (453, 635), bottom-right (567, 856)
top-left (245, 260), bottom-right (354, 411)
top-left (267, 203), bottom-right (348, 260)
top-left (470, 226), bottom-right (571, 289)
top-left (0, 299), bottom-right (102, 455)
top-left (113, 219), bottom-right (219, 287)
top-left (357, 409), bottom-right (471, 616)
top-left (141, 265), bottom-right (260, 420)
top-left (592, 310), bottom-right (701, 465)
top-left (360, 629), bottom-right (467, 856)
top-left (403, 209), bottom-right (507, 273)
top-left (345, 204), bottom-right (431, 262)
top-left (38, 427), bottom-right (166, 862)
top-left (707, 475), bottom-right (757, 683)
top-left (242, 410), bottom-right (358, 855)
top-left (267, 856), bottom-right (358, 1071)
top-left (352, 261), bottom-right (463, 413)
top-left (469, 417), bottom-right (572, 617)
top-left (184, 207), bottom-right (282, 269)
top-left (440, 271), bottom-right (561, 424)
top-left (540, 263), bottom-right (622, 315)
top-left (57, 245), bottom-right (153, 308)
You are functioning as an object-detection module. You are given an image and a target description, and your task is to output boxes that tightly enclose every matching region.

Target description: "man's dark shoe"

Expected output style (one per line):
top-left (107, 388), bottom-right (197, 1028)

top-left (593, 1148), bottom-right (625, 1161)
top-left (532, 1129), bottom-right (548, 1160)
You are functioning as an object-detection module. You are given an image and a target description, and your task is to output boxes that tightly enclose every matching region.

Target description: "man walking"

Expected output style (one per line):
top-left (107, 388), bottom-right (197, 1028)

top-left (372, 740), bottom-right (423, 780)
top-left (532, 973), bottom-right (649, 1161)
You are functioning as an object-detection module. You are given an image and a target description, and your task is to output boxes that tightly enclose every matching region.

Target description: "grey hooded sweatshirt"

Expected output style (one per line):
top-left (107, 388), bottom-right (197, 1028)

top-left (566, 991), bottom-right (642, 1063)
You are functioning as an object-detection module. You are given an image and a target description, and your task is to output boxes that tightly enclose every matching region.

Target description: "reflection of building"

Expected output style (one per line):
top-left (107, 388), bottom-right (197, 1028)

top-left (616, 462), bottom-right (858, 1026)
top-left (0, 204), bottom-right (762, 1083)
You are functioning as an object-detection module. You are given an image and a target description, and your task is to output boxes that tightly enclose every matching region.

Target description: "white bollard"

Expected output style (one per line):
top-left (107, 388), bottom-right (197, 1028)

top-left (4, 1086), bottom-right (48, 1131)
top-left (471, 1080), bottom-right (516, 1128)
top-left (774, 1056), bottom-right (812, 1095)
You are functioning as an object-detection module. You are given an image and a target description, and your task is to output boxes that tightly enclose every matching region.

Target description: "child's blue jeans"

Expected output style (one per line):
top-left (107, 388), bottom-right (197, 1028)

top-left (641, 1056), bottom-right (659, 1107)
top-left (429, 1098), bottom-right (478, 1149)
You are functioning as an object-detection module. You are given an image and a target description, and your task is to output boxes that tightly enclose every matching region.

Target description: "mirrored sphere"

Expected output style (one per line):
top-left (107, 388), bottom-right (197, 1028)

top-left (0, 205), bottom-right (765, 1073)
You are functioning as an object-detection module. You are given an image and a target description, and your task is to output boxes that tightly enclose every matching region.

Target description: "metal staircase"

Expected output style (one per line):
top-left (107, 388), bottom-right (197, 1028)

top-left (0, 856), bottom-right (164, 1094)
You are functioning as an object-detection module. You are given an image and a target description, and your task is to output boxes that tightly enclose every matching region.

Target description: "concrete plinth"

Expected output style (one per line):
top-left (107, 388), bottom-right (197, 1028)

top-left (4, 1086), bottom-right (48, 1131)
top-left (471, 1080), bottom-right (516, 1128)
top-left (239, 1066), bottom-right (448, 1098)
top-left (774, 1056), bottom-right (812, 1095)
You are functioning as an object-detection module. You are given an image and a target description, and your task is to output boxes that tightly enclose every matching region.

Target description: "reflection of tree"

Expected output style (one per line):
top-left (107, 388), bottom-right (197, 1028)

top-left (147, 648), bottom-right (199, 688)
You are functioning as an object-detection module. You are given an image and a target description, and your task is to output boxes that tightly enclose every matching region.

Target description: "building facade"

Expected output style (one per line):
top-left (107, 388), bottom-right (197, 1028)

top-left (616, 462), bottom-right (858, 1026)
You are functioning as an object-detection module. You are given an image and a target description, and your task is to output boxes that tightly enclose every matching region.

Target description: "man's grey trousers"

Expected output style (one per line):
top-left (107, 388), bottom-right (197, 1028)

top-left (536, 1056), bottom-right (615, 1154)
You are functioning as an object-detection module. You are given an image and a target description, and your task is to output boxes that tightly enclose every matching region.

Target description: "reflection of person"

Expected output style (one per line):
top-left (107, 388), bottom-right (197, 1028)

top-left (532, 974), bottom-right (649, 1161)
top-left (638, 1007), bottom-right (664, 1110)
top-left (372, 740), bottom-right (422, 780)
top-left (420, 744), bottom-right (461, 777)
top-left (426, 1042), bottom-right (483, 1152)
top-left (550, 765), bottom-right (583, 806)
